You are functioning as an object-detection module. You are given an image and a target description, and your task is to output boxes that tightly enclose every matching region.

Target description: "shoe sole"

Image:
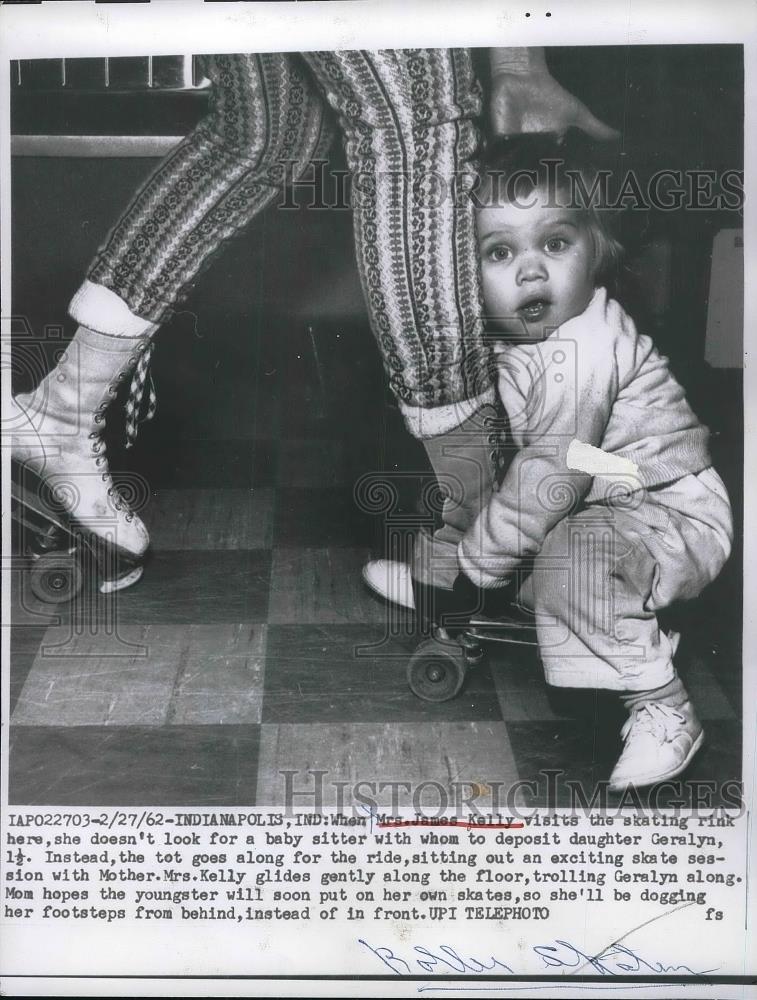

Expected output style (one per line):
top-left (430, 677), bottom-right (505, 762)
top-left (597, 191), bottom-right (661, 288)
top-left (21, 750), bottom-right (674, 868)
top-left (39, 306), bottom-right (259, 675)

top-left (99, 564), bottom-right (144, 594)
top-left (361, 564), bottom-right (415, 610)
top-left (608, 730), bottom-right (705, 793)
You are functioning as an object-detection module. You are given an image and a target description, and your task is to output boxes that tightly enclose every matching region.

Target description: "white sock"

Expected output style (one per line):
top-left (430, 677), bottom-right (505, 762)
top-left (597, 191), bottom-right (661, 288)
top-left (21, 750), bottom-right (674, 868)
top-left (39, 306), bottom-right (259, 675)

top-left (621, 673), bottom-right (688, 713)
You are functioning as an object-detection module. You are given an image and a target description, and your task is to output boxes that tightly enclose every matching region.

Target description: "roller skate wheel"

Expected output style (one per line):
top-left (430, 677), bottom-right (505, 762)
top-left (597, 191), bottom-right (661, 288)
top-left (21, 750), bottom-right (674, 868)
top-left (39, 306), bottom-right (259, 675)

top-left (29, 552), bottom-right (83, 604)
top-left (407, 637), bottom-right (467, 703)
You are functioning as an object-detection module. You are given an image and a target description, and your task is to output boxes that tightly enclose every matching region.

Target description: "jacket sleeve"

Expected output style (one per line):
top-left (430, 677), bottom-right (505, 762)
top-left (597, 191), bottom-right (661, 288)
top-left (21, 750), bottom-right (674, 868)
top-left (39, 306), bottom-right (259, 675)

top-left (458, 289), bottom-right (642, 587)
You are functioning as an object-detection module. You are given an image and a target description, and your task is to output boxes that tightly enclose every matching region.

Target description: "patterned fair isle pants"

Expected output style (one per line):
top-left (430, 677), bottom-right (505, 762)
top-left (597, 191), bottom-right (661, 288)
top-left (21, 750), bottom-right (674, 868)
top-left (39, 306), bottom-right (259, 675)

top-left (73, 51), bottom-right (495, 429)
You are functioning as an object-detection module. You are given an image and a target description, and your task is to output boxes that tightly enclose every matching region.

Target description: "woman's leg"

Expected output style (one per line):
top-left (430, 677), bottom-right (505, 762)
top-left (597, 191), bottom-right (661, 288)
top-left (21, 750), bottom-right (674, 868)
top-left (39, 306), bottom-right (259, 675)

top-left (77, 53), bottom-right (334, 331)
top-left (304, 49), bottom-right (499, 589)
top-left (13, 54), bottom-right (333, 567)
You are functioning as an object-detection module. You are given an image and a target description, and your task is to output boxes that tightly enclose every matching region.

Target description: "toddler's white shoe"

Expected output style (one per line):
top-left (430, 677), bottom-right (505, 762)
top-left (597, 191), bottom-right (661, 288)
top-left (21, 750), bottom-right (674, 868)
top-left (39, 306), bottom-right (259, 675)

top-left (609, 700), bottom-right (704, 792)
top-left (362, 559), bottom-right (415, 610)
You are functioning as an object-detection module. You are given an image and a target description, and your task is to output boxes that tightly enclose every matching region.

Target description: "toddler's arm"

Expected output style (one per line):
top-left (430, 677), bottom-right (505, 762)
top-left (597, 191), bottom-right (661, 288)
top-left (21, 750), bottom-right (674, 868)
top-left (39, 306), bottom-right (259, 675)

top-left (458, 290), bottom-right (639, 587)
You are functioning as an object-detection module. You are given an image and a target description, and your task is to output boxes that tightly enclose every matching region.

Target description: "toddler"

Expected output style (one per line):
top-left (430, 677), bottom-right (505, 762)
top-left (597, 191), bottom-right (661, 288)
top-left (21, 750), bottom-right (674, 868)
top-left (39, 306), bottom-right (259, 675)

top-left (458, 135), bottom-right (733, 791)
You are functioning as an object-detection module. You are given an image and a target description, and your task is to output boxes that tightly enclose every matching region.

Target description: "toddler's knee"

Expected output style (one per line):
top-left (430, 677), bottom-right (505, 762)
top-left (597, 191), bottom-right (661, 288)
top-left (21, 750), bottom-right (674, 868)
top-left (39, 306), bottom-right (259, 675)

top-left (532, 529), bottom-right (617, 624)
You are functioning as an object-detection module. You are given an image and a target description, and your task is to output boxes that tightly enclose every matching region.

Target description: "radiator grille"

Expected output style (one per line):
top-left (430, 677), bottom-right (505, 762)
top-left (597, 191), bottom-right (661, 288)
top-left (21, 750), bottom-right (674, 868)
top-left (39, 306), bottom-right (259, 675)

top-left (11, 56), bottom-right (209, 92)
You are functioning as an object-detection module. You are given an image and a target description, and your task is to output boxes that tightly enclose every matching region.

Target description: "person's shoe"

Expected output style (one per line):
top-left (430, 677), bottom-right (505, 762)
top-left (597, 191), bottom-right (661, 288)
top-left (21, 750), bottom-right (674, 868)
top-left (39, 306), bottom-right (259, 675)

top-left (362, 559), bottom-right (415, 610)
top-left (11, 325), bottom-right (154, 561)
top-left (608, 700), bottom-right (704, 792)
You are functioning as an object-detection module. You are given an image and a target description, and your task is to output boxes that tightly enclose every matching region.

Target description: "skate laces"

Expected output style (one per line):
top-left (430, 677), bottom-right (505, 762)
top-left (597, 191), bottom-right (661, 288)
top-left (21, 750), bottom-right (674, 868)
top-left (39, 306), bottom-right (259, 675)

top-left (620, 702), bottom-right (687, 745)
top-left (124, 341), bottom-right (157, 449)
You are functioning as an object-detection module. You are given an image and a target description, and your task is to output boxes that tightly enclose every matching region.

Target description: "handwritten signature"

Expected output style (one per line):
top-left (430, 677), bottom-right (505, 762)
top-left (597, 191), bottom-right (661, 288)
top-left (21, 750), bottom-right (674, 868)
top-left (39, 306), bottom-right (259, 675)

top-left (358, 938), bottom-right (717, 978)
top-left (358, 939), bottom-right (514, 975)
top-left (532, 939), bottom-right (718, 976)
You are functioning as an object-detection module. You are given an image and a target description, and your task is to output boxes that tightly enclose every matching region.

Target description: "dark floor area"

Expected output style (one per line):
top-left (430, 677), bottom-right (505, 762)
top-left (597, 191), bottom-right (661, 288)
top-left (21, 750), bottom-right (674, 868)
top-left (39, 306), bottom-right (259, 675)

top-left (8, 302), bottom-right (743, 810)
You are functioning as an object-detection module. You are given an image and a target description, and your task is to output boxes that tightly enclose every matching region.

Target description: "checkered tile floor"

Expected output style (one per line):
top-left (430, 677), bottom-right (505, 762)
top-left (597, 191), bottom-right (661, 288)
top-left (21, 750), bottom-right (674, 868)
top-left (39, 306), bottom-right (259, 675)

top-left (8, 323), bottom-right (743, 808)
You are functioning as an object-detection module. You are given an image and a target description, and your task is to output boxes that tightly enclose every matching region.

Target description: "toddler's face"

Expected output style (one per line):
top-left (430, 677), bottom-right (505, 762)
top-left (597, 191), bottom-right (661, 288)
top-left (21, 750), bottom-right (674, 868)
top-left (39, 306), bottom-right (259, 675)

top-left (477, 193), bottom-right (596, 339)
